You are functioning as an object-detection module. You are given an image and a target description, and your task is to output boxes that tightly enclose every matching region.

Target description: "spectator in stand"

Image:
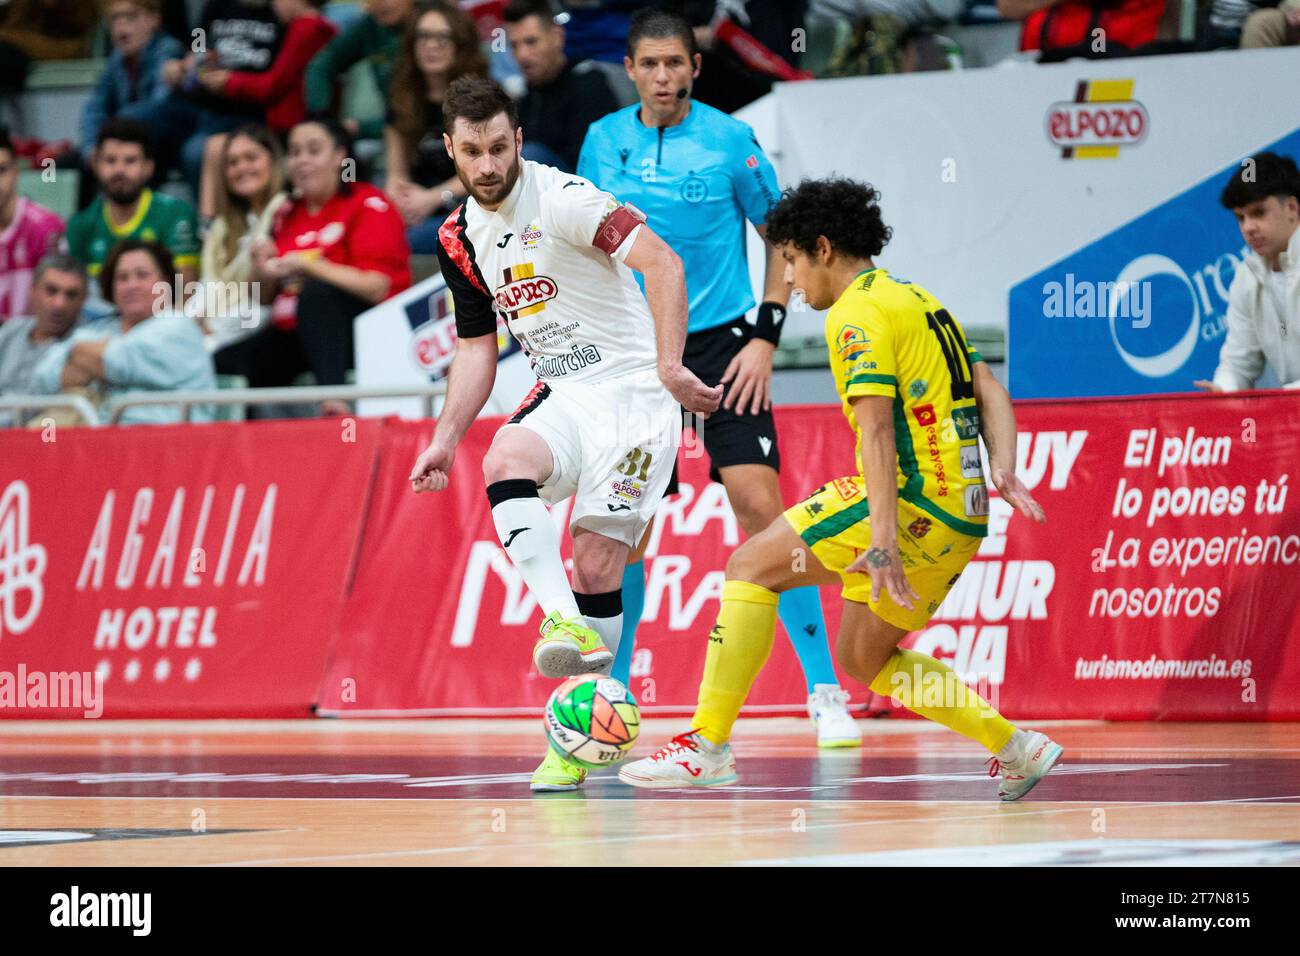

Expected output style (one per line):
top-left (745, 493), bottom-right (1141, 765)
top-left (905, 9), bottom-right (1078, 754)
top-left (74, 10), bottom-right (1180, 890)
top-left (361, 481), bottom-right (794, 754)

top-left (198, 0), bottom-right (336, 136)
top-left (1196, 152), bottom-right (1300, 392)
top-left (196, 124), bottom-right (289, 349)
top-left (555, 0), bottom-right (642, 64)
top-left (682, 0), bottom-right (809, 112)
top-left (0, 0), bottom-right (98, 67)
top-left (1240, 0), bottom-right (1300, 45)
top-left (66, 119), bottom-right (200, 291)
top-left (996, 0), bottom-right (1165, 58)
top-left (215, 116), bottom-right (410, 414)
top-left (504, 0), bottom-right (619, 173)
top-left (31, 238), bottom-right (217, 424)
top-left (1203, 0), bottom-right (1274, 47)
top-left (0, 254), bottom-right (86, 426)
top-left (384, 0), bottom-right (486, 253)
top-left (194, 0), bottom-right (336, 223)
top-left (158, 0), bottom-right (284, 201)
top-left (77, 0), bottom-right (184, 167)
top-left (816, 0), bottom-right (960, 77)
top-left (0, 127), bottom-right (66, 321)
top-left (304, 0), bottom-right (416, 142)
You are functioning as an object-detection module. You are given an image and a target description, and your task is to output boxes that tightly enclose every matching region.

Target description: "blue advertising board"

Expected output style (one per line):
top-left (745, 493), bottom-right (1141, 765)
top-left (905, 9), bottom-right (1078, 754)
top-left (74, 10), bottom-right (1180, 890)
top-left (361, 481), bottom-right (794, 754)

top-left (1009, 128), bottom-right (1299, 398)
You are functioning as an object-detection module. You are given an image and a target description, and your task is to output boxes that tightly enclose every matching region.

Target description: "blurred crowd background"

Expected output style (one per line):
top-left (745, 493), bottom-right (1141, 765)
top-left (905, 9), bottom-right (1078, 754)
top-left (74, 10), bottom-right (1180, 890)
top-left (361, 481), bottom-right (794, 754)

top-left (0, 0), bottom-right (1295, 425)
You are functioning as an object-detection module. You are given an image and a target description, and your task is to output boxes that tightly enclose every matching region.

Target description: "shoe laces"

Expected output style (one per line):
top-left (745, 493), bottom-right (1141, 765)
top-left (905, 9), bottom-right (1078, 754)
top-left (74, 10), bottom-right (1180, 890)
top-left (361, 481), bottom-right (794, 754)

top-left (649, 731), bottom-right (701, 763)
top-left (812, 686), bottom-right (851, 713)
top-left (988, 754), bottom-right (1024, 782)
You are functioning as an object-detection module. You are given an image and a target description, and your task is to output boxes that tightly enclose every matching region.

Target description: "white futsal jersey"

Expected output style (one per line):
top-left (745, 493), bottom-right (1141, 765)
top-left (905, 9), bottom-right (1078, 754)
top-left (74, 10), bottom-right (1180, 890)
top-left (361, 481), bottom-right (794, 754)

top-left (437, 160), bottom-right (679, 547)
top-left (436, 160), bottom-right (657, 386)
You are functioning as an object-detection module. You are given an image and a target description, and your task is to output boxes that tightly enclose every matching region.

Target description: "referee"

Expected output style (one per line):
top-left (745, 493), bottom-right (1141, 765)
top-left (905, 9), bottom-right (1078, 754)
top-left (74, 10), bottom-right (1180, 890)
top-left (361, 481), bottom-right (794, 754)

top-left (578, 8), bottom-right (860, 746)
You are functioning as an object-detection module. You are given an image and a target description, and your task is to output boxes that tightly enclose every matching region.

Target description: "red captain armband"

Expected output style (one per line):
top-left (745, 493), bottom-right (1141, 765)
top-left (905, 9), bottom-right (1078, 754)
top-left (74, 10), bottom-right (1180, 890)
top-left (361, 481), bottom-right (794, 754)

top-left (592, 202), bottom-right (646, 255)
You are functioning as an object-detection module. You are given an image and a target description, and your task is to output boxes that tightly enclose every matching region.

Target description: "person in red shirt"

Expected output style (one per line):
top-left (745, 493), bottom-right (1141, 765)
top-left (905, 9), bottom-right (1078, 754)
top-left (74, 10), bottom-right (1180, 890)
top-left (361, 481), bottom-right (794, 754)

top-left (998, 0), bottom-right (1165, 57)
top-left (215, 115), bottom-right (410, 415)
top-left (195, 0), bottom-right (336, 221)
top-left (200, 0), bottom-right (337, 135)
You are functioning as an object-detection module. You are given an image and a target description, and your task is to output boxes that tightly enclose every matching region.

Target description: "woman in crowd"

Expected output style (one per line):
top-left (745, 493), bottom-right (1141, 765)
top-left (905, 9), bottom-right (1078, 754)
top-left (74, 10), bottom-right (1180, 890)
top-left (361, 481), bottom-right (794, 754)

top-left (196, 124), bottom-right (289, 348)
top-left (31, 237), bottom-right (217, 424)
top-left (384, 0), bottom-right (487, 252)
top-left (216, 115), bottom-right (410, 414)
top-left (195, 0), bottom-right (336, 220)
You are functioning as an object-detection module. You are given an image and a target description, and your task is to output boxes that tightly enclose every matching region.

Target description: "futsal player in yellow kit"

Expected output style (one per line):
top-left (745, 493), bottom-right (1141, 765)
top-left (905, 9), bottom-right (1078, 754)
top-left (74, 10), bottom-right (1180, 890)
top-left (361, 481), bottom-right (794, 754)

top-left (619, 177), bottom-right (1064, 800)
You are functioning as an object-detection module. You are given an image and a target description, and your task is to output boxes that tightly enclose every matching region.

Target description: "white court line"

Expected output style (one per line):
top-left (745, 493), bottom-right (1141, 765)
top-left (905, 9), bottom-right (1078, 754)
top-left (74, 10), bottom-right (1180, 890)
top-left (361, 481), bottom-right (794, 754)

top-left (201, 794), bottom-right (1300, 867)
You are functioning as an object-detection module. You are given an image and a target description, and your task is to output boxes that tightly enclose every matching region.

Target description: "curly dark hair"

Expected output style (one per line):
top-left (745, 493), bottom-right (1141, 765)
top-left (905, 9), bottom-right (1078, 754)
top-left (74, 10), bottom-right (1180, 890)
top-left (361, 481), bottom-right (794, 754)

top-left (763, 178), bottom-right (892, 260)
top-left (1220, 151), bottom-right (1300, 210)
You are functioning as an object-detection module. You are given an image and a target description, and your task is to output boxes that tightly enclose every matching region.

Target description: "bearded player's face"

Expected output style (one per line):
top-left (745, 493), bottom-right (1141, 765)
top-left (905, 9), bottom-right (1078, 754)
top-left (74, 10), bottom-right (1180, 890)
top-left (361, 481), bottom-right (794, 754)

top-left (444, 115), bottom-right (523, 211)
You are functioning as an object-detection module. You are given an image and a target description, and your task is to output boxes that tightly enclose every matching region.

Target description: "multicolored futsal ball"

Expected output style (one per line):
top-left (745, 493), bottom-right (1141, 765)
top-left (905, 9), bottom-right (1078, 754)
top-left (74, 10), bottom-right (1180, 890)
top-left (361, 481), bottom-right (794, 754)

top-left (543, 675), bottom-right (641, 768)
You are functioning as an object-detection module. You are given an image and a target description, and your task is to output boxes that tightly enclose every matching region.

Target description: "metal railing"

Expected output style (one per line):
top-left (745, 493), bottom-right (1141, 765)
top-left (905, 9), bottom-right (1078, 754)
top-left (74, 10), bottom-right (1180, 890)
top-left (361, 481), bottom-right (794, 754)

top-left (0, 394), bottom-right (101, 426)
top-left (0, 384), bottom-right (448, 428)
top-left (106, 384), bottom-right (448, 424)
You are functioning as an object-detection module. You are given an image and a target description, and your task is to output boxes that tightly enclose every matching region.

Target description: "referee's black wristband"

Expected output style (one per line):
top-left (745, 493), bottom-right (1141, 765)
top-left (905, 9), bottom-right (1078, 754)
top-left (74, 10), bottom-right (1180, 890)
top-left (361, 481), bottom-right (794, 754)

top-left (754, 301), bottom-right (786, 346)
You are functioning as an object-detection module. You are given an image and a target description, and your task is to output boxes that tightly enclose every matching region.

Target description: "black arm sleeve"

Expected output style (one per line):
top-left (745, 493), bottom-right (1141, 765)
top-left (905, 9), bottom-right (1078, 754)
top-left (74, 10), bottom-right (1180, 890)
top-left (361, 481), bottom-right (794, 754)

top-left (435, 224), bottom-right (497, 339)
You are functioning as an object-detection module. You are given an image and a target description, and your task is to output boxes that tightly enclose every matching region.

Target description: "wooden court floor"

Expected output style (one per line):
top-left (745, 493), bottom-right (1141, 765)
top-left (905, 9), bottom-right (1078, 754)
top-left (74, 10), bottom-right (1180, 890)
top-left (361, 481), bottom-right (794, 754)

top-left (0, 719), bottom-right (1298, 866)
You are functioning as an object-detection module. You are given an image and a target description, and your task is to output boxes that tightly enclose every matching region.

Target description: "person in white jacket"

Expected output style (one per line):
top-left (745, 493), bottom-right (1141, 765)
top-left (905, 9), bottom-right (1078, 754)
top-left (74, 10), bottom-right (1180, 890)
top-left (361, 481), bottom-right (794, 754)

top-left (1196, 151), bottom-right (1300, 392)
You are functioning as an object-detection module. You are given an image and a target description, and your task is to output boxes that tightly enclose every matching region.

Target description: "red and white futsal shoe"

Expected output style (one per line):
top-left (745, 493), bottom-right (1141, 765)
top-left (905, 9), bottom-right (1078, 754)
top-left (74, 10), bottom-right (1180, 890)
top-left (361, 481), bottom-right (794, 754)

top-left (988, 729), bottom-right (1064, 801)
top-left (618, 731), bottom-right (738, 789)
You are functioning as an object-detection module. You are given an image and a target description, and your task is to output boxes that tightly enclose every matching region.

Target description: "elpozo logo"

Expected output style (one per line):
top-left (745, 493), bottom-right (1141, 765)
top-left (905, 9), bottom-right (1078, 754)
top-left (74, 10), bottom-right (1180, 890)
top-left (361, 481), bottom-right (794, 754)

top-left (1046, 79), bottom-right (1148, 159)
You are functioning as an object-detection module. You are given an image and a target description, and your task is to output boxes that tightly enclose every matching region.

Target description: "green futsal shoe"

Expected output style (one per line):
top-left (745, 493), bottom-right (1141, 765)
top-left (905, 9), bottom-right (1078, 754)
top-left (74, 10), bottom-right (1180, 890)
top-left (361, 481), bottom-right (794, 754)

top-left (532, 611), bottom-right (612, 677)
top-left (530, 747), bottom-right (588, 793)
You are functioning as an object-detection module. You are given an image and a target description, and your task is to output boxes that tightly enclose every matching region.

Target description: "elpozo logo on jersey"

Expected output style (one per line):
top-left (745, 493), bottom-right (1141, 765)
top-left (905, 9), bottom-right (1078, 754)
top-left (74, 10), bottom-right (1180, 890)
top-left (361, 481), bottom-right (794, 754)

top-left (495, 262), bottom-right (558, 320)
top-left (1046, 80), bottom-right (1148, 159)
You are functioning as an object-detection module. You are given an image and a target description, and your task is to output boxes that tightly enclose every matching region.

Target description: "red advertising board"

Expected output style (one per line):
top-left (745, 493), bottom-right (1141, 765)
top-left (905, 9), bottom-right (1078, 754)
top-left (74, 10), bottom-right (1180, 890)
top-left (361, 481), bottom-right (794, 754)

top-left (318, 393), bottom-right (1300, 721)
top-left (922, 390), bottom-right (1300, 721)
top-left (0, 420), bottom-right (380, 717)
top-left (316, 412), bottom-right (859, 717)
top-left (3, 393), bottom-right (1296, 721)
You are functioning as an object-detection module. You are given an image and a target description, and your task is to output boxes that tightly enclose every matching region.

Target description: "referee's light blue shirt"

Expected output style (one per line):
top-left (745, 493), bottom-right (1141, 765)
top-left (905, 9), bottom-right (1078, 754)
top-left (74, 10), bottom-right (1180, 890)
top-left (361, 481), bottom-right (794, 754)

top-left (578, 101), bottom-right (780, 335)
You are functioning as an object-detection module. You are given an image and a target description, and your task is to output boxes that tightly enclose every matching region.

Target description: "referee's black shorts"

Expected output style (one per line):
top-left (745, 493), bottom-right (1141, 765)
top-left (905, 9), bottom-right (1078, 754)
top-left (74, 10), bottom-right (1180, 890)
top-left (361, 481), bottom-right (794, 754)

top-left (669, 316), bottom-right (780, 491)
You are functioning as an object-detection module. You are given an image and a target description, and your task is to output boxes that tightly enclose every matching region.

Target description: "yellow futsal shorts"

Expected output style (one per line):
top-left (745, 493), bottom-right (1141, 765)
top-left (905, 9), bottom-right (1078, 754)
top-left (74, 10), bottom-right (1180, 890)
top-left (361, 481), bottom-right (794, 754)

top-left (784, 476), bottom-right (983, 632)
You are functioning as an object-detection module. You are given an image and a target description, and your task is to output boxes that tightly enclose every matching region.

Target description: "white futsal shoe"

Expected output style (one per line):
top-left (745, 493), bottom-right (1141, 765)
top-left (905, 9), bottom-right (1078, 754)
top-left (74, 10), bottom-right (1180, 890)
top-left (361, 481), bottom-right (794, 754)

top-left (807, 684), bottom-right (862, 748)
top-left (989, 729), bottom-right (1064, 801)
top-left (618, 731), bottom-right (738, 789)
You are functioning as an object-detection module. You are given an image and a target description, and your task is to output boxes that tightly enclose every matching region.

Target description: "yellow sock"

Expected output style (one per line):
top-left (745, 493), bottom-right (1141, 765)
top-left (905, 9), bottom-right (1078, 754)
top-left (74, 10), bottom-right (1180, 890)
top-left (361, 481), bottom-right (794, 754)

top-left (870, 648), bottom-right (1016, 753)
top-left (692, 580), bottom-right (779, 745)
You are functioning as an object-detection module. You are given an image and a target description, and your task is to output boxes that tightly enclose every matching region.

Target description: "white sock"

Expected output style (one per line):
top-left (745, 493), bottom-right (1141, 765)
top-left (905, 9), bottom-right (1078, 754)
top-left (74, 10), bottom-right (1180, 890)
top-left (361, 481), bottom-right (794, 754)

top-left (586, 614), bottom-right (622, 660)
top-left (575, 590), bottom-right (623, 669)
top-left (487, 482), bottom-right (579, 620)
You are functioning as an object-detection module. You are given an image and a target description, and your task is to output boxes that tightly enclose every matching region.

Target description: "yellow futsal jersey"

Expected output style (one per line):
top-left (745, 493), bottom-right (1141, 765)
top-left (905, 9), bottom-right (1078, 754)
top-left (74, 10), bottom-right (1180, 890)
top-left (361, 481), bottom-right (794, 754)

top-left (826, 268), bottom-right (988, 538)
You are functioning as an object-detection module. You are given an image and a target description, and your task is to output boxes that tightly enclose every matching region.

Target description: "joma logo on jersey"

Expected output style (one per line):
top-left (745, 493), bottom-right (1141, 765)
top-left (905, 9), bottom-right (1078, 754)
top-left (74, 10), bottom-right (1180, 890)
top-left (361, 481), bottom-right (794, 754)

top-left (496, 262), bottom-right (557, 319)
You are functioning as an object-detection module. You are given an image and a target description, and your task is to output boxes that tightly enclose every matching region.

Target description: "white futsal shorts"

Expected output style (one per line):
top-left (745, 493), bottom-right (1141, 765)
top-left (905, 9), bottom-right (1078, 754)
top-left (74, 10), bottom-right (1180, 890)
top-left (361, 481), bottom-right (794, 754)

top-left (501, 368), bottom-right (680, 547)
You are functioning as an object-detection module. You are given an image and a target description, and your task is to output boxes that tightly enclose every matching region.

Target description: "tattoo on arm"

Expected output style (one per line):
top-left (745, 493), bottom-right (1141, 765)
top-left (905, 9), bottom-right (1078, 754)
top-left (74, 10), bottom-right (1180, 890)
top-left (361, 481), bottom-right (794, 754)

top-left (865, 547), bottom-right (892, 569)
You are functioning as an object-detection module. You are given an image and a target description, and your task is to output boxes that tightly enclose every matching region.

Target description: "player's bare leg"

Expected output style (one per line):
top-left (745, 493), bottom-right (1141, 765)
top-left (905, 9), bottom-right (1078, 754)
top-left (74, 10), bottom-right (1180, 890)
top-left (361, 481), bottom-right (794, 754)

top-left (720, 463), bottom-right (859, 746)
top-left (833, 600), bottom-right (1063, 801)
top-left (483, 427), bottom-right (613, 678)
top-left (620, 517), bottom-right (840, 787)
top-left (570, 527), bottom-right (631, 673)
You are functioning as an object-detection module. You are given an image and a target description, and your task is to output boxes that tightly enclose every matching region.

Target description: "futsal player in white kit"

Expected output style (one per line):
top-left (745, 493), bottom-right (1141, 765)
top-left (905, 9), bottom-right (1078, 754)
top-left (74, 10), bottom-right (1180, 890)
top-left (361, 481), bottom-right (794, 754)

top-left (409, 76), bottom-right (722, 791)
